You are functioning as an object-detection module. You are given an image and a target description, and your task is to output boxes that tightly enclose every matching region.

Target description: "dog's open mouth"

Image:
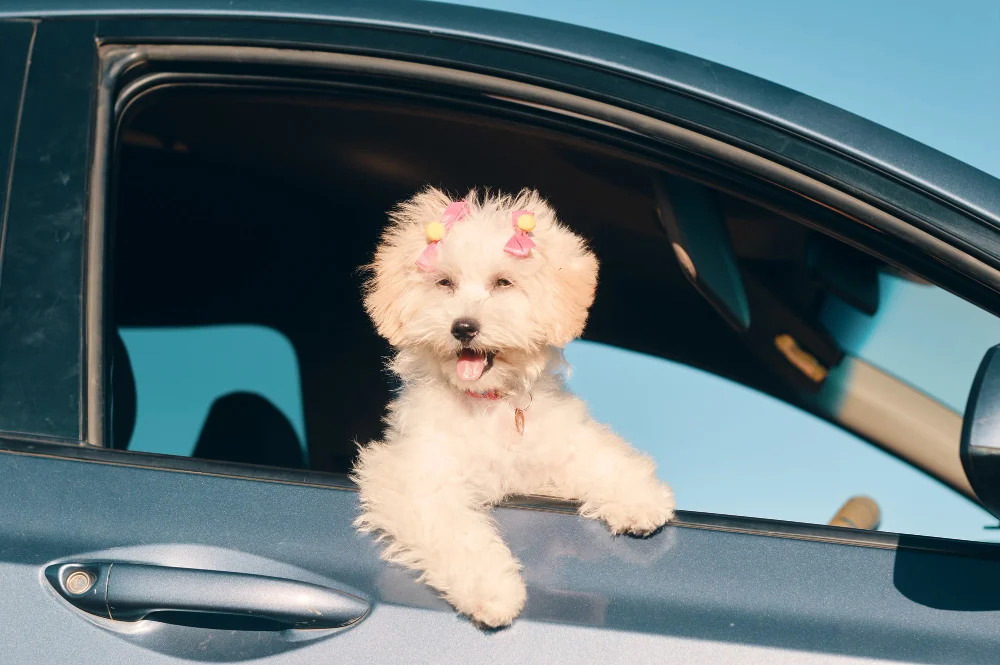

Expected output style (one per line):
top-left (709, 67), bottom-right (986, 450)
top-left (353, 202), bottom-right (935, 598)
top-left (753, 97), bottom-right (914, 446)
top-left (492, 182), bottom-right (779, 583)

top-left (456, 348), bottom-right (496, 381)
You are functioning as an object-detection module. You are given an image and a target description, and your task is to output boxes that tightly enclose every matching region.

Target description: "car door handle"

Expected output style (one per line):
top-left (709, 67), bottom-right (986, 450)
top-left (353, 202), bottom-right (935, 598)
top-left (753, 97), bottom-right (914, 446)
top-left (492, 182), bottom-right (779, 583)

top-left (46, 562), bottom-right (369, 629)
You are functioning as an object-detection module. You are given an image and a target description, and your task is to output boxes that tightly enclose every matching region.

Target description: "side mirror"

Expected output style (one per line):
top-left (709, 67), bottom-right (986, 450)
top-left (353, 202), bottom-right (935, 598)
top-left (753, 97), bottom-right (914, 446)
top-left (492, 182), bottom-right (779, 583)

top-left (961, 345), bottom-right (1000, 518)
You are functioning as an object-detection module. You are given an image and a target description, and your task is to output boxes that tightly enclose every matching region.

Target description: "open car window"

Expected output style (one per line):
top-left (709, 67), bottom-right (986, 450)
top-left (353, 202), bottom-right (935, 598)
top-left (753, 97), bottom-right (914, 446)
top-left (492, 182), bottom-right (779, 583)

top-left (107, 74), bottom-right (996, 542)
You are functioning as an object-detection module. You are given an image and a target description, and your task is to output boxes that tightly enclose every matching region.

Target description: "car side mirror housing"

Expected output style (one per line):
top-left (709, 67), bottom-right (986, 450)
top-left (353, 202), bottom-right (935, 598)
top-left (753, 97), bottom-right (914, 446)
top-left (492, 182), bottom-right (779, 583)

top-left (961, 345), bottom-right (1000, 518)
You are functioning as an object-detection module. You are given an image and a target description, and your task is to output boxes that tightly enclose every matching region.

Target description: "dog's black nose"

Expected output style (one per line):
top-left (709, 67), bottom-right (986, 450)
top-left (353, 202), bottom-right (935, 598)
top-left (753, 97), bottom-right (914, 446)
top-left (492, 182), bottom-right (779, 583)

top-left (451, 318), bottom-right (480, 343)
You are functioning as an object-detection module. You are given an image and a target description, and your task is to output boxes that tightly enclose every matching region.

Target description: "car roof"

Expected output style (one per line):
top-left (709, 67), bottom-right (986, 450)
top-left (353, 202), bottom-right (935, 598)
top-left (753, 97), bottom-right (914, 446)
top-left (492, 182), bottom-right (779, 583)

top-left (4, 0), bottom-right (1000, 229)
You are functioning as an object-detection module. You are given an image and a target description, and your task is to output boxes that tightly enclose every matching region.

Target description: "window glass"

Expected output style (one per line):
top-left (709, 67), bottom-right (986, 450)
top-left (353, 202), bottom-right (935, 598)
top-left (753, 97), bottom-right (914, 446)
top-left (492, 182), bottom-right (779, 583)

top-left (119, 325), bottom-right (307, 465)
top-left (822, 273), bottom-right (1000, 413)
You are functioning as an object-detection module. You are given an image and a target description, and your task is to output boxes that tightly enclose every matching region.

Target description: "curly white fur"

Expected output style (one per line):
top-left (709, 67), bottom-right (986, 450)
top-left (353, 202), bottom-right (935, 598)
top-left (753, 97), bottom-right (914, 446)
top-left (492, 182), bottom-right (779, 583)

top-left (352, 187), bottom-right (675, 627)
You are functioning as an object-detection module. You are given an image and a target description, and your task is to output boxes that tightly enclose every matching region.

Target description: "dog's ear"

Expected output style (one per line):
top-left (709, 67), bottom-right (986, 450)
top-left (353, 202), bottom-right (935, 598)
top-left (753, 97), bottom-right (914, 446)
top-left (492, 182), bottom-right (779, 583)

top-left (536, 231), bottom-right (599, 347)
top-left (524, 194), bottom-right (599, 347)
top-left (363, 186), bottom-right (452, 345)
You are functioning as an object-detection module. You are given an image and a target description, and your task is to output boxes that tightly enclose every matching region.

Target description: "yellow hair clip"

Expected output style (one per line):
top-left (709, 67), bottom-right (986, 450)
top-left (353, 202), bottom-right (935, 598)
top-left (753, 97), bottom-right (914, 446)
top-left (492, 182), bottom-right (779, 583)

top-left (425, 221), bottom-right (447, 242)
top-left (505, 210), bottom-right (537, 257)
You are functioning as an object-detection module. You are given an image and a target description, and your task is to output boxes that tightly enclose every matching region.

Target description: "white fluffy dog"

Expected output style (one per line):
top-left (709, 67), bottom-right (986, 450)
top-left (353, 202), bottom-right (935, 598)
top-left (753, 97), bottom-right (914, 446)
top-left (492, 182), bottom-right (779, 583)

top-left (352, 187), bottom-right (675, 627)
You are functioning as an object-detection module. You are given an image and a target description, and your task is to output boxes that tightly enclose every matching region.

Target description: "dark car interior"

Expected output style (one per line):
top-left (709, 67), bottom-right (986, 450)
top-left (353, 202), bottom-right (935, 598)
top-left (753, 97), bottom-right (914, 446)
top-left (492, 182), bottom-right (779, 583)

top-left (111, 87), bottom-right (889, 473)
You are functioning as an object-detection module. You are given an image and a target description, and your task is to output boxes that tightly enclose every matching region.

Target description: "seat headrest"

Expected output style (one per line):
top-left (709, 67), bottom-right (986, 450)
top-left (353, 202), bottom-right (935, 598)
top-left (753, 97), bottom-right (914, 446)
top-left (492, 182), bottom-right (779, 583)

top-left (193, 392), bottom-right (305, 469)
top-left (111, 330), bottom-right (137, 450)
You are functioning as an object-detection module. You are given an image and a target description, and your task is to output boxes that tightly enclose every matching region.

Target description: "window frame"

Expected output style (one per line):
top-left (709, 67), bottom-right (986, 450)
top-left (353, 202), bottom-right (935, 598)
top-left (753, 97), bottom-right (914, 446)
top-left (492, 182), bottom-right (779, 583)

top-left (5, 37), bottom-right (998, 554)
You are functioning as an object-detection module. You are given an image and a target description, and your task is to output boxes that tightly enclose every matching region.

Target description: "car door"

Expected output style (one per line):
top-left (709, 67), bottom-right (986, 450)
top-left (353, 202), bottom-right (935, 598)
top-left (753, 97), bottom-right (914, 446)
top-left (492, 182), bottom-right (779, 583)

top-left (2, 8), bottom-right (1000, 665)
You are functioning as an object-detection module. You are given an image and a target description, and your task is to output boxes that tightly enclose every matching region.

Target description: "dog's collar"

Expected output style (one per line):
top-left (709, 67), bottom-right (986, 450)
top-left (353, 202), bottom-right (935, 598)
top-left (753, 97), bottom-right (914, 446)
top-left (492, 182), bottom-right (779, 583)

top-left (462, 388), bottom-right (533, 435)
top-left (464, 389), bottom-right (504, 400)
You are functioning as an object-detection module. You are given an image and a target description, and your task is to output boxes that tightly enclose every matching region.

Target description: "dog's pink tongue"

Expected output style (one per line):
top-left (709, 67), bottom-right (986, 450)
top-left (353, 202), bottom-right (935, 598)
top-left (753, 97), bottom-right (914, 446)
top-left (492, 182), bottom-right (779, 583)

top-left (457, 349), bottom-right (486, 381)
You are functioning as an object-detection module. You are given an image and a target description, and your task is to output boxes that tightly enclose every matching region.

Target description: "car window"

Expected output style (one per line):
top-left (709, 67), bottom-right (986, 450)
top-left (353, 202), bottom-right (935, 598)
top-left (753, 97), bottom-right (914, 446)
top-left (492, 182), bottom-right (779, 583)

top-left (118, 325), bottom-right (307, 462)
top-left (821, 272), bottom-right (1000, 414)
top-left (106, 82), bottom-right (999, 543)
top-left (566, 273), bottom-right (1000, 543)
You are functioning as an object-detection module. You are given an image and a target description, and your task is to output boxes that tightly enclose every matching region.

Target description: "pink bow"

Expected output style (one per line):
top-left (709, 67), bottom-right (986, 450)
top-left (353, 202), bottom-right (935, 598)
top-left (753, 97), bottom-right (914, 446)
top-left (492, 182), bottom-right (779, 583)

top-left (415, 243), bottom-right (440, 272)
top-left (504, 209), bottom-right (536, 257)
top-left (416, 201), bottom-right (470, 272)
top-left (440, 201), bottom-right (470, 229)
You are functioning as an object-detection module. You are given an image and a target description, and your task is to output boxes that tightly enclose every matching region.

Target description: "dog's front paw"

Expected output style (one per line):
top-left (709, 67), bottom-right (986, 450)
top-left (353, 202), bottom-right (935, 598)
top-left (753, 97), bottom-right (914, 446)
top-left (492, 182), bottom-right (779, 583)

top-left (451, 570), bottom-right (527, 628)
top-left (585, 483), bottom-right (676, 536)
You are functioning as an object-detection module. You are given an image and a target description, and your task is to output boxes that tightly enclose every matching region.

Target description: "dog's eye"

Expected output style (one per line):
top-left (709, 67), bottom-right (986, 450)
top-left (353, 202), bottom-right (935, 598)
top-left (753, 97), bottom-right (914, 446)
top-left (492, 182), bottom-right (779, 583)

top-left (436, 277), bottom-right (454, 289)
top-left (495, 278), bottom-right (513, 288)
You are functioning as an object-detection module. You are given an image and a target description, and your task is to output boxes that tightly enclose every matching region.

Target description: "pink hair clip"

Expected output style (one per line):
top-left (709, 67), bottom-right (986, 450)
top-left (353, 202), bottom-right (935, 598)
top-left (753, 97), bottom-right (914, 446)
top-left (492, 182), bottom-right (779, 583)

top-left (504, 209), bottom-right (537, 257)
top-left (417, 201), bottom-right (470, 271)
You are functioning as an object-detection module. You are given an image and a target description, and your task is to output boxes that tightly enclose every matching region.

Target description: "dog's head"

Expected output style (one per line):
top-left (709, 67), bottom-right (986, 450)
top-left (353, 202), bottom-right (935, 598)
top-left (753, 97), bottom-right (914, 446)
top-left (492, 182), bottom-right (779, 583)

top-left (363, 187), bottom-right (598, 392)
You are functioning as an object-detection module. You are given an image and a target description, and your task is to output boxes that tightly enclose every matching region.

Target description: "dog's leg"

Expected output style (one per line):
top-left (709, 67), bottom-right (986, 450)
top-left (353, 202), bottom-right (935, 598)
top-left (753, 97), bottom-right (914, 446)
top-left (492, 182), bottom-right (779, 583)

top-left (353, 441), bottom-right (527, 627)
top-left (531, 420), bottom-right (676, 536)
